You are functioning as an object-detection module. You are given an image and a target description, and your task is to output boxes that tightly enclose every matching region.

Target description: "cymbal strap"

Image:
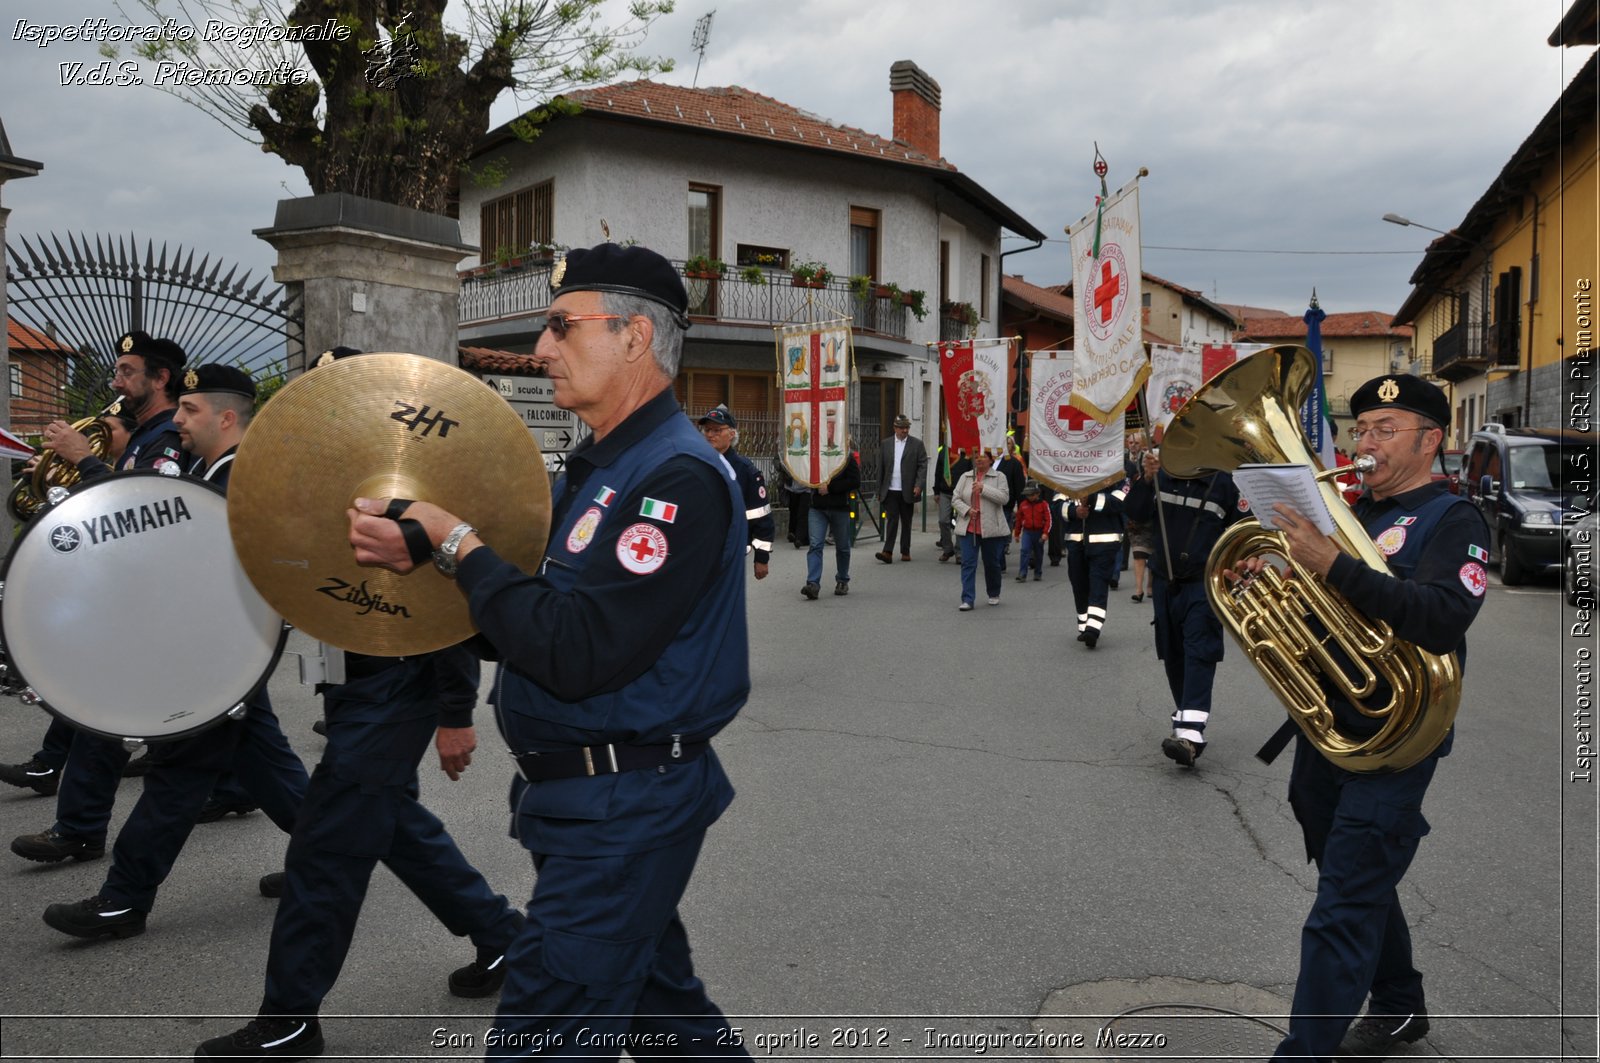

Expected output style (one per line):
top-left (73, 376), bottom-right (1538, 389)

top-left (382, 498), bottom-right (434, 566)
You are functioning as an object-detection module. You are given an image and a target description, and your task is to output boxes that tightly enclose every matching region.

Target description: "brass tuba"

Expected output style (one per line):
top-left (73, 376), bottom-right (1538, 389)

top-left (6, 396), bottom-right (125, 522)
top-left (1161, 345), bottom-right (1459, 773)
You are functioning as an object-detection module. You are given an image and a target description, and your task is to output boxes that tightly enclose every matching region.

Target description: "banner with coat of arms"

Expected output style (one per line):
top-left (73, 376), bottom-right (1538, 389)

top-left (938, 338), bottom-right (1011, 459)
top-left (776, 319), bottom-right (854, 487)
top-left (1068, 179), bottom-right (1148, 423)
top-left (1027, 349), bottom-right (1127, 498)
top-left (1144, 344), bottom-right (1201, 436)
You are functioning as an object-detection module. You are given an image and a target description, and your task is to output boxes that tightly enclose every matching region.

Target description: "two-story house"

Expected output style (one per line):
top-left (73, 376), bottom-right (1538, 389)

top-left (1060, 271), bottom-right (1238, 349)
top-left (456, 61), bottom-right (1045, 487)
top-left (1391, 0), bottom-right (1597, 443)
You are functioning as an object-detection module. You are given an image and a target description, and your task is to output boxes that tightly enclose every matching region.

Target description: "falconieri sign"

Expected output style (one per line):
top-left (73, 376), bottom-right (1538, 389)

top-left (777, 319), bottom-right (854, 488)
top-left (1068, 177), bottom-right (1149, 423)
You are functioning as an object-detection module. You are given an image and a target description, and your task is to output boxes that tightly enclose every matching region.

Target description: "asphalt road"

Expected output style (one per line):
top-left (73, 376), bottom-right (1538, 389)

top-left (0, 529), bottom-right (1594, 1062)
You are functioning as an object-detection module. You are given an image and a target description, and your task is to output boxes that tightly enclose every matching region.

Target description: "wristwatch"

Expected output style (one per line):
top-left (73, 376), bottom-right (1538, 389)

top-left (432, 522), bottom-right (477, 578)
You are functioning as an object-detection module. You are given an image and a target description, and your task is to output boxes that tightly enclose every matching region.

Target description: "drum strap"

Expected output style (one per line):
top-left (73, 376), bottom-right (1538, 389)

top-left (384, 498), bottom-right (436, 567)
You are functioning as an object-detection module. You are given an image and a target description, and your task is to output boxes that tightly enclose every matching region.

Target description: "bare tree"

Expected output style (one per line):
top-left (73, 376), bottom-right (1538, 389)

top-left (108, 0), bottom-right (674, 213)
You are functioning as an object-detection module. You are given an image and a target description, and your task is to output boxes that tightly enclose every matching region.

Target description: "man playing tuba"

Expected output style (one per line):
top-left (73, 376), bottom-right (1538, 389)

top-left (1231, 374), bottom-right (1491, 1062)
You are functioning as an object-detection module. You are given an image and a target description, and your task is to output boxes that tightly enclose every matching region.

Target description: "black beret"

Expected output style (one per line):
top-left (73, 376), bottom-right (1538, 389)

top-left (552, 243), bottom-right (690, 328)
top-left (1349, 374), bottom-right (1450, 427)
top-left (697, 404), bottom-right (736, 428)
top-left (313, 346), bottom-right (363, 369)
top-left (117, 330), bottom-right (187, 374)
top-left (181, 363), bottom-right (256, 400)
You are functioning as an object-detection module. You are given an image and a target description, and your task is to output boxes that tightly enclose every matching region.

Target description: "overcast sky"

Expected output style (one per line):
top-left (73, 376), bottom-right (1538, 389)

top-left (3, 1), bottom-right (1592, 319)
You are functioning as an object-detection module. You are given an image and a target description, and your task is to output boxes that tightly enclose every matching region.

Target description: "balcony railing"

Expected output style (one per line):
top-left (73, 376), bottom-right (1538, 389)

top-left (460, 261), bottom-right (913, 340)
top-left (1431, 319), bottom-right (1490, 380)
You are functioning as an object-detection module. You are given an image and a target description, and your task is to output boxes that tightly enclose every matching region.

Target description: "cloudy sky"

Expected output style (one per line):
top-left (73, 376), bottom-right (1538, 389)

top-left (2, 0), bottom-right (1592, 318)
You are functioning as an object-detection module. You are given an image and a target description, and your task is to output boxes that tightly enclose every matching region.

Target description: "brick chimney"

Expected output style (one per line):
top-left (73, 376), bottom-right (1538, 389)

top-left (890, 60), bottom-right (941, 160)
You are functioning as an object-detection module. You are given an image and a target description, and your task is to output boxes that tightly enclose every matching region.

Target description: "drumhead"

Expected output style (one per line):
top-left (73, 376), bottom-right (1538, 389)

top-left (0, 471), bottom-right (286, 742)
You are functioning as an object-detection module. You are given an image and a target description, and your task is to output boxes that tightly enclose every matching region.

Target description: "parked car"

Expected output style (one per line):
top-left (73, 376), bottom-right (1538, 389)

top-left (1462, 425), bottom-right (1597, 585)
top-left (1434, 449), bottom-right (1464, 494)
top-left (1565, 508), bottom-right (1598, 608)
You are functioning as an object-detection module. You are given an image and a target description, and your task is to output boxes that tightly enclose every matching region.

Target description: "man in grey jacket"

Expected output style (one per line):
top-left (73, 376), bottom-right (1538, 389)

top-left (874, 413), bottom-right (928, 562)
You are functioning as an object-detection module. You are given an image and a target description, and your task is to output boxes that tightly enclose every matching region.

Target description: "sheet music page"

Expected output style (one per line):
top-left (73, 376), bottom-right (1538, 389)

top-left (1234, 463), bottom-right (1338, 535)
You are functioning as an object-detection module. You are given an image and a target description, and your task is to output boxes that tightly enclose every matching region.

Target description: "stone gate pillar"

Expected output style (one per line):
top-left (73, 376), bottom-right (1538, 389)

top-left (255, 193), bottom-right (474, 373)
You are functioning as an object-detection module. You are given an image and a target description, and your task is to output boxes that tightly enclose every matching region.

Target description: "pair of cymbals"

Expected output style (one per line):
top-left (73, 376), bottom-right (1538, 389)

top-left (228, 354), bottom-right (552, 655)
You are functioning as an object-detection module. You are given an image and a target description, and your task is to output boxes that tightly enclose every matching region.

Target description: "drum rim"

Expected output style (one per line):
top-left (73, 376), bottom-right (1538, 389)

top-left (0, 470), bottom-right (289, 742)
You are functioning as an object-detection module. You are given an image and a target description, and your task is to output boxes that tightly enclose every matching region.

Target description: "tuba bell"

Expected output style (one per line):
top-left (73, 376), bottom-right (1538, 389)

top-left (6, 396), bottom-right (125, 522)
top-left (1161, 345), bottom-right (1460, 773)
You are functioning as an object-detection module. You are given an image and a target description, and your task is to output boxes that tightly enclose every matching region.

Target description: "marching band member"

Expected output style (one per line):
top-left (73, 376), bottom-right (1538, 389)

top-left (346, 243), bottom-right (753, 1060)
top-left (1062, 482), bottom-right (1125, 647)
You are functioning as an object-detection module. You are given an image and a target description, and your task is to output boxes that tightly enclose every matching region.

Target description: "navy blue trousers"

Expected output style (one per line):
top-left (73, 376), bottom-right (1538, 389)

top-left (1066, 543), bottom-right (1118, 635)
top-left (1273, 737), bottom-right (1438, 1060)
top-left (1150, 575), bottom-right (1225, 742)
top-left (489, 835), bottom-right (751, 1060)
top-left (261, 702), bottom-right (520, 1016)
top-left (50, 727), bottom-right (131, 842)
top-left (100, 694), bottom-right (307, 912)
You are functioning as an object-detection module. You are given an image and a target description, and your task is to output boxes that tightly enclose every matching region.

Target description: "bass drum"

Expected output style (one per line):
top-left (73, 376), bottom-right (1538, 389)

top-left (0, 471), bottom-right (286, 742)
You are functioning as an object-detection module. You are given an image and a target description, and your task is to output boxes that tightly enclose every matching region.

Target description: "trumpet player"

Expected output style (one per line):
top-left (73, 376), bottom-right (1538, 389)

top-left (1226, 374), bottom-right (1490, 1062)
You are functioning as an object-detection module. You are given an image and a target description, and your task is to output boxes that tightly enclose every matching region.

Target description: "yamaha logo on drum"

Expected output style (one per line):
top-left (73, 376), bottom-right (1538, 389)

top-left (77, 495), bottom-right (195, 546)
top-left (48, 525), bottom-right (83, 553)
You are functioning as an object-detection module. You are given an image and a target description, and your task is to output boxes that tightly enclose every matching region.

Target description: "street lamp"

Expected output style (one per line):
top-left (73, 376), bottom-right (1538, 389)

top-left (1382, 213), bottom-right (1480, 248)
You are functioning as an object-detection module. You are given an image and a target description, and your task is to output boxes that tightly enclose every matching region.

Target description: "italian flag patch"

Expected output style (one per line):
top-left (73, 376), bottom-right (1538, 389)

top-left (1468, 544), bottom-right (1488, 562)
top-left (1395, 516), bottom-right (1417, 526)
top-left (594, 486), bottom-right (616, 507)
top-left (640, 497), bottom-right (678, 523)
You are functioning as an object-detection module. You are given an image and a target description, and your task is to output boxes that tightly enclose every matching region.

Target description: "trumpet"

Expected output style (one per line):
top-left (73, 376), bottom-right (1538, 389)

top-left (7, 396), bottom-right (126, 522)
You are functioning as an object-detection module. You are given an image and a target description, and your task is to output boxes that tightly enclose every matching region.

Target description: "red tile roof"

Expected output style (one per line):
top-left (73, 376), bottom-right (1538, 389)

top-left (1235, 312), bottom-right (1413, 341)
top-left (7, 317), bottom-right (72, 355)
top-left (563, 81), bottom-right (957, 172)
top-left (1001, 275), bottom-right (1073, 320)
top-left (1219, 303), bottom-right (1291, 320)
top-left (460, 346), bottom-right (542, 375)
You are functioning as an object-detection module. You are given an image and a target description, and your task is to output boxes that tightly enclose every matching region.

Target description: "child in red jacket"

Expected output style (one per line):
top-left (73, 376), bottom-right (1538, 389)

top-left (1012, 481), bottom-right (1052, 581)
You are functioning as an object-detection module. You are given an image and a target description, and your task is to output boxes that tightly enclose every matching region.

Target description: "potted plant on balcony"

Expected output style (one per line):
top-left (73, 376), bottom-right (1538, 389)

top-left (848, 274), bottom-right (873, 300)
top-left (791, 261), bottom-right (832, 288)
top-left (875, 280), bottom-right (902, 302)
top-left (740, 264), bottom-right (767, 286)
top-left (492, 244), bottom-right (526, 274)
top-left (943, 300), bottom-right (979, 328)
top-left (905, 289), bottom-right (928, 320)
top-left (683, 254), bottom-right (726, 280)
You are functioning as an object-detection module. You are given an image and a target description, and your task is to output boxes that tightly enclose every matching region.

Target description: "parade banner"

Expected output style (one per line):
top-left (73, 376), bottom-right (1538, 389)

top-left (1302, 301), bottom-right (1338, 468)
top-left (938, 338), bottom-right (1010, 459)
top-left (1027, 349), bottom-right (1127, 498)
top-left (1144, 344), bottom-right (1201, 436)
top-left (777, 320), bottom-right (853, 488)
top-left (1068, 179), bottom-right (1148, 422)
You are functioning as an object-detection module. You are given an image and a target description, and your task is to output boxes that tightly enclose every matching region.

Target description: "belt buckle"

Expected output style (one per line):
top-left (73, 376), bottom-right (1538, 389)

top-left (581, 745), bottom-right (619, 776)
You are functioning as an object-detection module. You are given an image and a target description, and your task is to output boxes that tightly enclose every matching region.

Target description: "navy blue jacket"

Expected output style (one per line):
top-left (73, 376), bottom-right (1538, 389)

top-left (1124, 469), bottom-right (1247, 581)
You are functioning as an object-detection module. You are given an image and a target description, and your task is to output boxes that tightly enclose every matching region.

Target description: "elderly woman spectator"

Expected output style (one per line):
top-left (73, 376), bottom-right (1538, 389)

top-left (951, 449), bottom-right (1011, 610)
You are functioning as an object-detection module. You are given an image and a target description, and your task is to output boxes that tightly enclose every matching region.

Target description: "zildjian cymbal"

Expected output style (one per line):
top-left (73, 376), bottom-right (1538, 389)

top-left (228, 353), bottom-right (551, 656)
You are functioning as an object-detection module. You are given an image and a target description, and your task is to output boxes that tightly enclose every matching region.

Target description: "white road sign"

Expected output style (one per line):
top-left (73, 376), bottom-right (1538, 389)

top-left (482, 374), bottom-right (581, 470)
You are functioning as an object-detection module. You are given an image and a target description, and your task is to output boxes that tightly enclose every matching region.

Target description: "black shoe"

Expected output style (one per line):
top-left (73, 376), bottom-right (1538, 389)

top-left (834, 581), bottom-right (848, 596)
top-left (259, 872), bottom-right (285, 899)
top-left (1161, 737), bottom-right (1201, 768)
top-left (939, 550), bottom-right (954, 563)
top-left (1032, 572), bottom-right (1041, 581)
top-left (43, 895), bottom-right (147, 939)
top-left (448, 944), bottom-right (511, 998)
top-left (1076, 630), bottom-right (1088, 642)
top-left (1015, 573), bottom-right (1027, 582)
top-left (311, 719), bottom-right (327, 737)
top-left (11, 829), bottom-right (105, 863)
top-left (196, 1016), bottom-right (324, 1059)
top-left (1109, 579), bottom-right (1119, 589)
top-left (0, 757), bottom-right (61, 796)
top-left (801, 581), bottom-right (820, 600)
top-left (1131, 592), bottom-right (1145, 602)
top-left (121, 752), bottom-right (152, 778)
top-left (1083, 631), bottom-right (1099, 649)
top-left (198, 799), bottom-right (259, 824)
top-left (1336, 1011), bottom-right (1430, 1059)
top-left (1049, 559), bottom-right (1060, 566)
top-left (875, 550), bottom-right (893, 564)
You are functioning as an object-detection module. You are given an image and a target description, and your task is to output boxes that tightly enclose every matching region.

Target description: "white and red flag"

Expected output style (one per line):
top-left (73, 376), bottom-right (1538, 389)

top-left (1143, 344), bottom-right (1201, 437)
top-left (0, 427), bottom-right (36, 462)
top-left (776, 320), bottom-right (853, 487)
top-left (1068, 178), bottom-right (1148, 422)
top-left (1027, 350), bottom-right (1127, 498)
top-left (939, 338), bottom-right (1010, 460)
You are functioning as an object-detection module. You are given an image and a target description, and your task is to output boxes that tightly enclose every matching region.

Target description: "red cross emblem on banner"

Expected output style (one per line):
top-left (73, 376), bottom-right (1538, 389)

top-left (1057, 403), bottom-right (1093, 431)
top-left (785, 332), bottom-right (847, 483)
top-left (1093, 258), bottom-right (1122, 325)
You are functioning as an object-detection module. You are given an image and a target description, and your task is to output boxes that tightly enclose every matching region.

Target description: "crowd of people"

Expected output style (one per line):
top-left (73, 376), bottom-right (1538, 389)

top-left (0, 241), bottom-right (1490, 1063)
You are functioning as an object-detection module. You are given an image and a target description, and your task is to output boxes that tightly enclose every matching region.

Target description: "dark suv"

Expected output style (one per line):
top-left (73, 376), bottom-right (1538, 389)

top-left (1462, 425), bottom-right (1597, 585)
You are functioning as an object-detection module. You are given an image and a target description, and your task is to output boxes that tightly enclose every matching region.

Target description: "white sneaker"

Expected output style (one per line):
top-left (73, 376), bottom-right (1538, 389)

top-left (987, 597), bottom-right (1000, 606)
top-left (958, 602), bottom-right (973, 611)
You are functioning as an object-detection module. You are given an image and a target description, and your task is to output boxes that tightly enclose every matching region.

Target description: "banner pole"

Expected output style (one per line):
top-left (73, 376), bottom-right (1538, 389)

top-left (1133, 382), bottom-right (1178, 588)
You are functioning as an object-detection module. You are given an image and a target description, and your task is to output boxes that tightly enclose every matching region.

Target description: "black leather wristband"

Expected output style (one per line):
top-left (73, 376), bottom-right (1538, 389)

top-left (383, 497), bottom-right (435, 566)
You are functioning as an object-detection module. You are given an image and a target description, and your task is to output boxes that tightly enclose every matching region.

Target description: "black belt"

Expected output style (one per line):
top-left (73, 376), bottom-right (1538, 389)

top-left (512, 738), bottom-right (709, 782)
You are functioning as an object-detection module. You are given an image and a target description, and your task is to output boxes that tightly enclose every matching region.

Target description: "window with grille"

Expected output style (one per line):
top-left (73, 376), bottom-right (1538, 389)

top-left (479, 180), bottom-right (554, 263)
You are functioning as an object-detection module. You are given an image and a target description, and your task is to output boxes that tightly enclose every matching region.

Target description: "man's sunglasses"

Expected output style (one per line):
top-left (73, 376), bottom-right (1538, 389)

top-left (545, 312), bottom-right (621, 339)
